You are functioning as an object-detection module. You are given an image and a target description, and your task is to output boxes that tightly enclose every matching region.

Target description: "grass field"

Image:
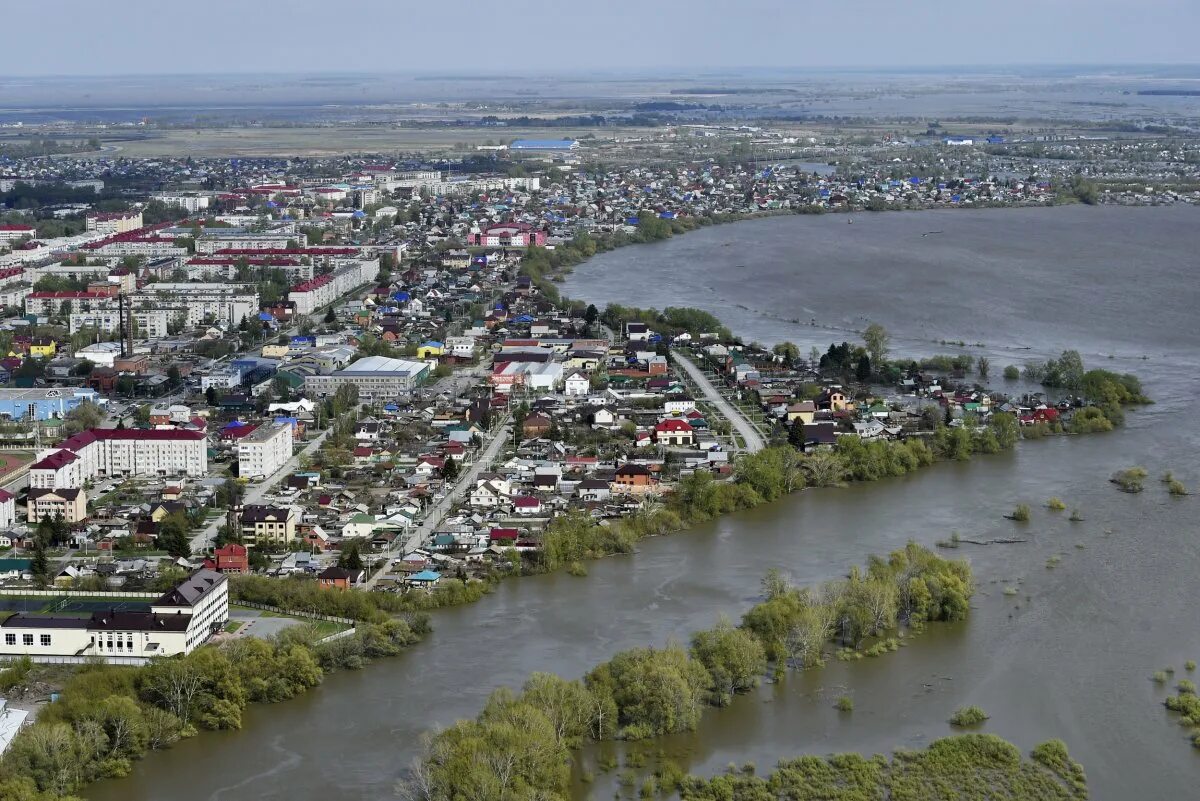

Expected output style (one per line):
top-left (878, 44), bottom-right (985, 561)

top-left (81, 126), bottom-right (641, 158)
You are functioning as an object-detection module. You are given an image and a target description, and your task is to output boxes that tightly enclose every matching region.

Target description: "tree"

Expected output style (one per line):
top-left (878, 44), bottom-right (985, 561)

top-left (62, 400), bottom-right (104, 436)
top-left (689, 618), bottom-right (767, 706)
top-left (205, 387), bottom-right (219, 407)
top-left (761, 568), bottom-right (789, 600)
top-left (862, 323), bottom-right (890, 367)
top-left (324, 306), bottom-right (337, 324)
top-left (338, 543), bottom-right (365, 571)
top-left (977, 357), bottom-right (990, 379)
top-left (584, 304), bottom-right (599, 324)
top-left (772, 341), bottom-right (800, 362)
top-left (441, 458), bottom-right (460, 482)
top-left (856, 353), bottom-right (872, 380)
top-left (30, 537), bottom-right (50, 588)
top-left (166, 365), bottom-right (182, 388)
top-left (157, 512), bottom-right (192, 559)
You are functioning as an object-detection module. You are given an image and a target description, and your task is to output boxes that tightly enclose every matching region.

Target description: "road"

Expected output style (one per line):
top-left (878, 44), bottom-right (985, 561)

top-left (363, 412), bottom-right (512, 589)
top-left (670, 351), bottom-right (766, 453)
top-left (189, 423), bottom-right (339, 553)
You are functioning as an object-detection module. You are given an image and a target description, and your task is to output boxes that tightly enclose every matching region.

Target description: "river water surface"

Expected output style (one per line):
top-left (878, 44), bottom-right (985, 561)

top-left (89, 206), bottom-right (1200, 801)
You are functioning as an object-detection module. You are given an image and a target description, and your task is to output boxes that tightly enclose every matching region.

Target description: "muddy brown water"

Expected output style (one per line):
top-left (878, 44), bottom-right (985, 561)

top-left (88, 205), bottom-right (1200, 801)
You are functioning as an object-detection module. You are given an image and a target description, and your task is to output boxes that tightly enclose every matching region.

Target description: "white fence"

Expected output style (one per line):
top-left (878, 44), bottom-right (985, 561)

top-left (3, 654), bottom-right (150, 667)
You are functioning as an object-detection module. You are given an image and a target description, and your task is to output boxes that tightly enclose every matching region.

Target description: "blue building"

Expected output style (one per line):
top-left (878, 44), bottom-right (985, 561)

top-left (509, 139), bottom-right (579, 151)
top-left (0, 388), bottom-right (98, 422)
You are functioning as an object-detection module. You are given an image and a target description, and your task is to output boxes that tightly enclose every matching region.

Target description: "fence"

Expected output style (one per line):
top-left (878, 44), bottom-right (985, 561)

top-left (0, 589), bottom-right (158, 599)
top-left (230, 600), bottom-right (355, 626)
top-left (5, 654), bottom-right (150, 667)
top-left (315, 627), bottom-right (357, 646)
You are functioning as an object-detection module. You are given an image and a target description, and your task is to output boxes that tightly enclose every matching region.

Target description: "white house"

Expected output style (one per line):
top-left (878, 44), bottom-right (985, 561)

top-left (563, 372), bottom-right (590, 397)
top-left (470, 478), bottom-right (511, 508)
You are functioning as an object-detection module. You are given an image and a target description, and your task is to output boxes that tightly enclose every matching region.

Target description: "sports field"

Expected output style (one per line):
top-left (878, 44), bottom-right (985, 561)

top-left (0, 595), bottom-right (151, 616)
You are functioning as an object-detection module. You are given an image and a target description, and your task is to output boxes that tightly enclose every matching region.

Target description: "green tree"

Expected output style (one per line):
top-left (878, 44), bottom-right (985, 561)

top-left (338, 543), bottom-right (365, 571)
top-left (862, 322), bottom-right (890, 367)
top-left (29, 538), bottom-right (50, 588)
top-left (62, 400), bottom-right (104, 436)
top-left (157, 512), bottom-right (192, 559)
top-left (689, 617), bottom-right (767, 706)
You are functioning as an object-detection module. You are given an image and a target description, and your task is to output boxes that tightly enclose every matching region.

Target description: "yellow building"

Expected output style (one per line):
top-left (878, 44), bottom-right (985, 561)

top-left (28, 487), bottom-right (87, 524)
top-left (29, 339), bottom-right (57, 358)
top-left (416, 341), bottom-right (444, 359)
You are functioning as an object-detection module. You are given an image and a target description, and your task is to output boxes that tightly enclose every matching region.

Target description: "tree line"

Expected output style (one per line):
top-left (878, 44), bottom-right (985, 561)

top-left (0, 616), bottom-right (429, 800)
top-left (400, 543), bottom-right (974, 801)
top-left (678, 734), bottom-right (1087, 801)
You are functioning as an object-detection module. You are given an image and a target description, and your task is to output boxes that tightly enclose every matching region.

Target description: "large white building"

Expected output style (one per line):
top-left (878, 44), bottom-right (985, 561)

top-left (128, 283), bottom-right (260, 327)
top-left (70, 309), bottom-right (174, 338)
top-left (304, 355), bottom-right (431, 402)
top-left (237, 422), bottom-right (293, 479)
top-left (85, 210), bottom-right (143, 235)
top-left (196, 230), bottom-right (296, 255)
top-left (0, 570), bottom-right (228, 663)
top-left (288, 258), bottom-right (376, 314)
top-left (34, 428), bottom-right (208, 489)
top-left (152, 193), bottom-right (210, 213)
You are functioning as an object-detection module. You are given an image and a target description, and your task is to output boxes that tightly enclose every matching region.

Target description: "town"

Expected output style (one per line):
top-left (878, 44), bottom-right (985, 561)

top-left (0, 135), bottom-right (1128, 664)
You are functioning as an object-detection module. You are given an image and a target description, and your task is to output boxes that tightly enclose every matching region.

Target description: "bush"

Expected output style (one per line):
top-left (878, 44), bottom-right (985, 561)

top-left (1187, 660), bottom-right (1197, 672)
top-left (1003, 365), bottom-right (1020, 380)
top-left (1069, 508), bottom-right (1084, 522)
top-left (1111, 467), bottom-right (1148, 493)
top-left (1046, 497), bottom-right (1066, 511)
top-left (1167, 478), bottom-right (1189, 496)
top-left (835, 695), bottom-right (854, 712)
top-left (949, 705), bottom-right (990, 726)
top-left (1008, 504), bottom-right (1031, 522)
top-left (1153, 671), bottom-right (1169, 683)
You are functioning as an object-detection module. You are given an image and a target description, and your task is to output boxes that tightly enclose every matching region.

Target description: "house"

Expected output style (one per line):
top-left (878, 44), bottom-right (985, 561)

top-left (513, 496), bottom-right (543, 516)
top-left (612, 463), bottom-right (656, 494)
top-left (317, 565), bottom-right (363, 589)
top-left (240, 505), bottom-right (298, 545)
top-left (522, 413), bottom-right (553, 437)
top-left (577, 477), bottom-right (612, 502)
top-left (470, 478), bottom-right (511, 507)
top-left (416, 341), bottom-right (444, 359)
top-left (202, 543), bottom-right (250, 574)
top-left (563, 372), bottom-right (590, 397)
top-left (654, 418), bottom-right (695, 447)
top-left (786, 400), bottom-right (816, 424)
top-left (404, 569), bottom-right (442, 589)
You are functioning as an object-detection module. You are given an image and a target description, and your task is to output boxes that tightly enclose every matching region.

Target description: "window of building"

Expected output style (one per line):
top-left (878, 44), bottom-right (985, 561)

top-left (40, 634), bottom-right (51, 647)
top-left (4, 633), bottom-right (14, 645)
top-left (22, 634), bottom-right (33, 646)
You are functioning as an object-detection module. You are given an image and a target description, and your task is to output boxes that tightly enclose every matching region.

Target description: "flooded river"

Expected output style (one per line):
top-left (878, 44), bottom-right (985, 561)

top-left (89, 206), bottom-right (1200, 801)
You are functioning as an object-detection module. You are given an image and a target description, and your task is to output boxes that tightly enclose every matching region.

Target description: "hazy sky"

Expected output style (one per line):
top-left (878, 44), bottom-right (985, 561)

top-left (3, 0), bottom-right (1196, 76)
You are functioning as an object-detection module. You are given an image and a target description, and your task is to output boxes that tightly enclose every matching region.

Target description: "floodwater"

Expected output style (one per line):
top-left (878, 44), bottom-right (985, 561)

top-left (88, 205), bottom-right (1200, 801)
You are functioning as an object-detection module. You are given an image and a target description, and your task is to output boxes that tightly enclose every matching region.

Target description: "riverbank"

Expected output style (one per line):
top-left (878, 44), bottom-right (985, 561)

top-left (404, 543), bottom-right (983, 801)
top-left (0, 613), bottom-right (430, 800)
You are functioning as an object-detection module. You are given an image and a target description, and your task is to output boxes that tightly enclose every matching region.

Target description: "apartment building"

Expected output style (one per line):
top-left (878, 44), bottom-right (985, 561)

top-left (69, 309), bottom-right (174, 338)
top-left (236, 422), bottom-right (293, 479)
top-left (85, 210), bottom-right (143, 235)
top-left (287, 258), bottom-right (375, 314)
top-left (128, 283), bottom-right (259, 327)
top-left (152, 193), bottom-right (210, 213)
top-left (27, 487), bottom-right (87, 523)
top-left (37, 428), bottom-right (208, 487)
top-left (239, 504), bottom-right (299, 545)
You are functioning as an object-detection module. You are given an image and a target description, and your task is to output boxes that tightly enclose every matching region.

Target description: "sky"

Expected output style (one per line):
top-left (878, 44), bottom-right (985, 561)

top-left (1, 0), bottom-right (1196, 76)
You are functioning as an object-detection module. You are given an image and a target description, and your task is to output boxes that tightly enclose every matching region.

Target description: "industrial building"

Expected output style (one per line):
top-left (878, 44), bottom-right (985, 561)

top-left (303, 355), bottom-right (431, 401)
top-left (0, 387), bottom-right (100, 422)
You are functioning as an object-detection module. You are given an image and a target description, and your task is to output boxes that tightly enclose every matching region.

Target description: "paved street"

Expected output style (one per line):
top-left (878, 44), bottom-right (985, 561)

top-left (363, 412), bottom-right (511, 589)
top-left (671, 351), bottom-right (766, 453)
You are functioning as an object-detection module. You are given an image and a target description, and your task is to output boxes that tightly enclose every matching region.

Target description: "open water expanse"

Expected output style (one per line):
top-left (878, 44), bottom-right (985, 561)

top-left (89, 205), bottom-right (1200, 801)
